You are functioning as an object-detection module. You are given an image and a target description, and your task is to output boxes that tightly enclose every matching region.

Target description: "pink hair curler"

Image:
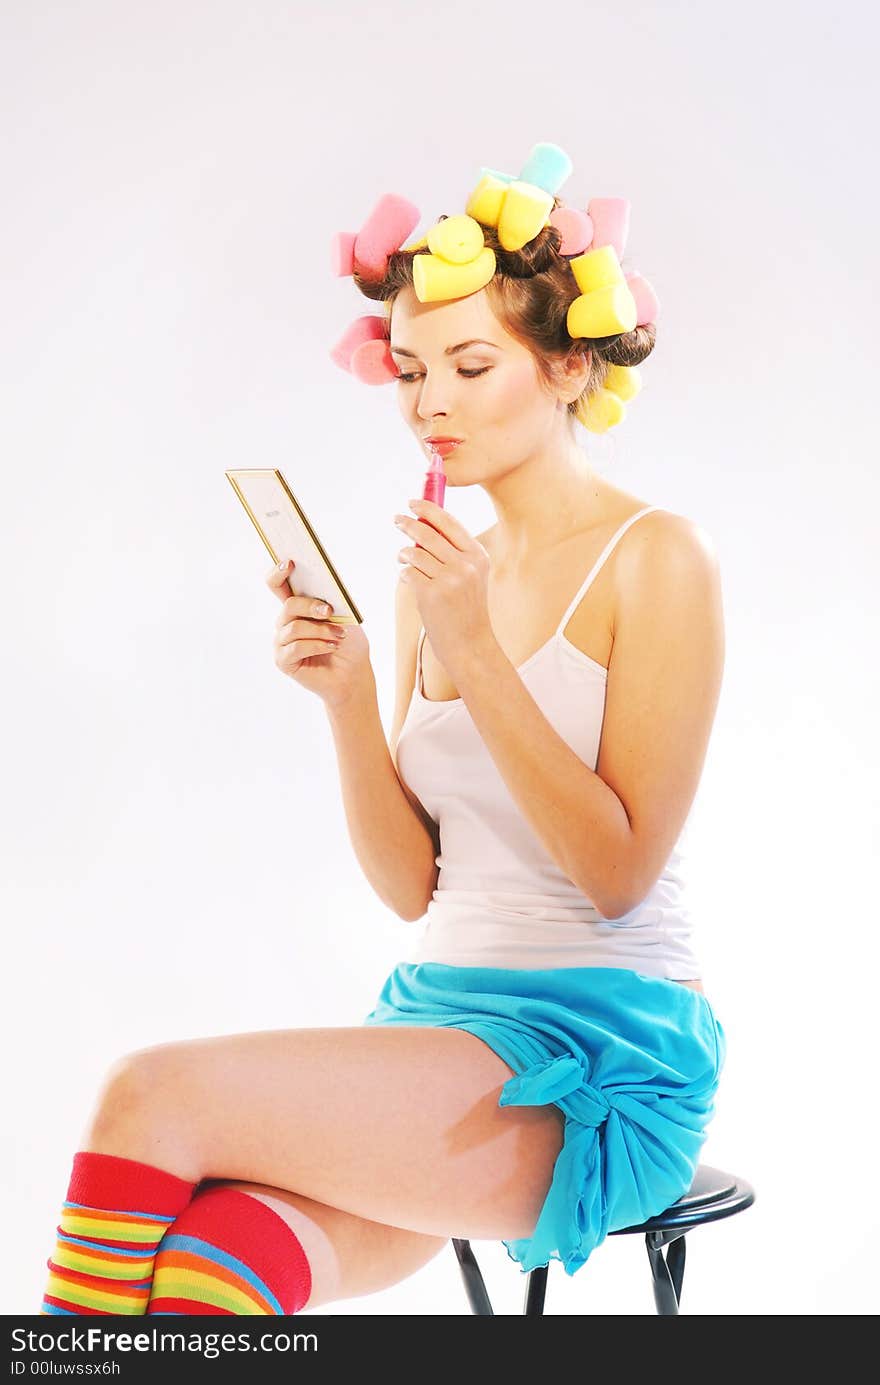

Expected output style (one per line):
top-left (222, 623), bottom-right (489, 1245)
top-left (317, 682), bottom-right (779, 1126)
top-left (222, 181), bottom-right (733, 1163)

top-left (331, 194), bottom-right (421, 283)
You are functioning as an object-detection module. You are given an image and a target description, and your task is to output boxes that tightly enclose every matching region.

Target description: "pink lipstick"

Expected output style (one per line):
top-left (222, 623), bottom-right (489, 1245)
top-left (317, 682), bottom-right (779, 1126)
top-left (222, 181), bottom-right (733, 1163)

top-left (422, 448), bottom-right (446, 507)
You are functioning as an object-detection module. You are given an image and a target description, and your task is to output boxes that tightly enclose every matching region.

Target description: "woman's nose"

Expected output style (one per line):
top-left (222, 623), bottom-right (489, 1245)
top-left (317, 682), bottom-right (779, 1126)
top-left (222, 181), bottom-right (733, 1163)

top-left (414, 379), bottom-right (456, 417)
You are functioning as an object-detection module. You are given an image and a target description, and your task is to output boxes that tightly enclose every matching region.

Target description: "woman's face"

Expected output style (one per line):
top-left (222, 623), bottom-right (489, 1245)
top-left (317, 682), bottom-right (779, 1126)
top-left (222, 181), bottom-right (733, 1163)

top-left (388, 285), bottom-right (573, 484)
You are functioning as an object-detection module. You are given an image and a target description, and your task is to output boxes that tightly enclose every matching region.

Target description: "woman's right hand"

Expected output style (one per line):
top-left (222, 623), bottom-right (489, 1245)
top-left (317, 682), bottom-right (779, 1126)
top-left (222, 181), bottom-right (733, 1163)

top-left (266, 559), bottom-right (372, 710)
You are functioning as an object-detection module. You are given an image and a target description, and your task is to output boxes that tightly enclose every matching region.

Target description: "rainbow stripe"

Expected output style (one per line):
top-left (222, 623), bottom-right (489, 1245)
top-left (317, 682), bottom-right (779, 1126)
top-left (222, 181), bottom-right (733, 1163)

top-left (147, 1234), bottom-right (284, 1315)
top-left (41, 1201), bottom-right (178, 1315)
top-left (144, 1186), bottom-right (312, 1316)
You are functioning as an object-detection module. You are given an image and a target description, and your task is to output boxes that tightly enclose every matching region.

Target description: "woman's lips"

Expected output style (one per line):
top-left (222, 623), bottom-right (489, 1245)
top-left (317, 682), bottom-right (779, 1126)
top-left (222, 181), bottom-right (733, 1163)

top-left (428, 440), bottom-right (461, 457)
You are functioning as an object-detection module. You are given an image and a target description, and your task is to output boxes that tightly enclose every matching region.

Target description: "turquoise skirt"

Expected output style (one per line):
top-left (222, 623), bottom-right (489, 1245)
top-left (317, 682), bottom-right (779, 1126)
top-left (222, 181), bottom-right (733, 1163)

top-left (362, 961), bottom-right (726, 1277)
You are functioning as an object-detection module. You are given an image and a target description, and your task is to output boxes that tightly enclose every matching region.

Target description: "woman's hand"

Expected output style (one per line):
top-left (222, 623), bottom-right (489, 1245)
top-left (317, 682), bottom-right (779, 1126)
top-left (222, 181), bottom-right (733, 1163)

top-left (394, 498), bottom-right (497, 685)
top-left (266, 559), bottom-right (373, 712)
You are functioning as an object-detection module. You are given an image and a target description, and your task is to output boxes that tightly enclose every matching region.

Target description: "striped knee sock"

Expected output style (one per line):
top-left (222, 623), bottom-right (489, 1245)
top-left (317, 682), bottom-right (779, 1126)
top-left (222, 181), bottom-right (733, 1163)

top-left (146, 1186), bottom-right (312, 1315)
top-left (41, 1152), bottom-right (198, 1315)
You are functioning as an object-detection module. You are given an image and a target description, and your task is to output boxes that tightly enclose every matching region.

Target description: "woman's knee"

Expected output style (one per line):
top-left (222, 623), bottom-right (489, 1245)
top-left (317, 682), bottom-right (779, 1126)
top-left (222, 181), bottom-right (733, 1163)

top-left (83, 1044), bottom-right (199, 1152)
top-left (94, 1045), bottom-right (176, 1112)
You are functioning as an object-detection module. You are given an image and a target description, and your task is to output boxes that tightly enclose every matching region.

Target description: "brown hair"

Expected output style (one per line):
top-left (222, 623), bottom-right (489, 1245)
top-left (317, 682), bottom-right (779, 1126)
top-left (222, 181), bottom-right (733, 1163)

top-left (352, 195), bottom-right (656, 432)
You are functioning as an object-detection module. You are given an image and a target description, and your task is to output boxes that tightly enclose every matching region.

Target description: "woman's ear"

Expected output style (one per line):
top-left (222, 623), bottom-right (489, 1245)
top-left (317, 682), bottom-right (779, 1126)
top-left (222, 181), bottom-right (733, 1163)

top-left (559, 347), bottom-right (593, 405)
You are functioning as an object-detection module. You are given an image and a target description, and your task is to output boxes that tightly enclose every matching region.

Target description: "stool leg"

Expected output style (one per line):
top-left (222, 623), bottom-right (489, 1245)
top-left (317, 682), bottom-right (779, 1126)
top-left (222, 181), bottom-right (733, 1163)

top-left (523, 1265), bottom-right (548, 1315)
top-left (451, 1239), bottom-right (495, 1315)
top-left (645, 1231), bottom-right (686, 1315)
top-left (666, 1234), bottom-right (686, 1306)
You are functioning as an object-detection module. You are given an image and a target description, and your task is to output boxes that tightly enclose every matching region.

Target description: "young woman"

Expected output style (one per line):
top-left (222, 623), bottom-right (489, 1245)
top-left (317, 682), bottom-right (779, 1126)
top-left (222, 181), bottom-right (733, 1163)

top-left (40, 161), bottom-right (726, 1316)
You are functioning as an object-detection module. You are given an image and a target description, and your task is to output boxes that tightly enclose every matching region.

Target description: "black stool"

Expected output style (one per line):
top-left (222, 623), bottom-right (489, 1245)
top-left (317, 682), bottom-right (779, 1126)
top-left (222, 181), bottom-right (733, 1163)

top-left (451, 1162), bottom-right (755, 1315)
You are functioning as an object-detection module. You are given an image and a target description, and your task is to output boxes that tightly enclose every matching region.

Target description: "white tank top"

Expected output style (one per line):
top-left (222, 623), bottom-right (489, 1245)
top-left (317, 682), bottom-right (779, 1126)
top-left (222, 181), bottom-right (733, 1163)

top-left (395, 505), bottom-right (703, 980)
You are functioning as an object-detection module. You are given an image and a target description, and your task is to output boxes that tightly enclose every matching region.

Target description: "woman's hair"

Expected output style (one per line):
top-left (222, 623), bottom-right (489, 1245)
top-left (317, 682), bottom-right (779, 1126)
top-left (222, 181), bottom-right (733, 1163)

top-left (352, 195), bottom-right (656, 432)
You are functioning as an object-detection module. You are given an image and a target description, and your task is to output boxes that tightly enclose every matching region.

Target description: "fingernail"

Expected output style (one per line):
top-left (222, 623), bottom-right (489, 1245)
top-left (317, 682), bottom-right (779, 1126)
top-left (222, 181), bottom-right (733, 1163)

top-left (314, 601), bottom-right (331, 616)
top-left (278, 559), bottom-right (290, 570)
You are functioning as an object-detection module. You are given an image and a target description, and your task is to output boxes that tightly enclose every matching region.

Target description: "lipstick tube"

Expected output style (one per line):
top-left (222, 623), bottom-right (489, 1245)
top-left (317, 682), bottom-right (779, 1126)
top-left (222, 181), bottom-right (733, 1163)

top-left (422, 448), bottom-right (446, 506)
top-left (413, 448), bottom-right (447, 552)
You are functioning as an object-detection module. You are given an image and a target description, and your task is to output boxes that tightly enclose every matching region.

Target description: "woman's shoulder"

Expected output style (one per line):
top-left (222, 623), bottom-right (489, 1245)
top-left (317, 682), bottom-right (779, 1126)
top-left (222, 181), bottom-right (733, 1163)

top-left (614, 497), bottom-right (717, 567)
top-left (612, 500), bottom-right (721, 614)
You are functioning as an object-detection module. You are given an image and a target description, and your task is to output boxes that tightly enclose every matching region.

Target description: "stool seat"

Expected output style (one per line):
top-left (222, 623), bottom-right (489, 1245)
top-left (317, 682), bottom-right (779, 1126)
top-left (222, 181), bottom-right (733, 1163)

top-left (609, 1162), bottom-right (755, 1236)
top-left (452, 1162), bottom-right (755, 1315)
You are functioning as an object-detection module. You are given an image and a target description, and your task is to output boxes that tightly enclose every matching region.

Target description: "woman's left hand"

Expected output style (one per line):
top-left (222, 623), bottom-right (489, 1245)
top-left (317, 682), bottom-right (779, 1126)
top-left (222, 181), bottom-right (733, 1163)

top-left (394, 498), bottom-right (496, 684)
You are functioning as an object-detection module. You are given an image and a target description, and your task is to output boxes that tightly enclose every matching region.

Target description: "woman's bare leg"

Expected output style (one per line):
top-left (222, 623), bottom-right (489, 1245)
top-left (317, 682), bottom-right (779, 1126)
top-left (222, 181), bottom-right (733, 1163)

top-left (78, 1025), bottom-right (565, 1246)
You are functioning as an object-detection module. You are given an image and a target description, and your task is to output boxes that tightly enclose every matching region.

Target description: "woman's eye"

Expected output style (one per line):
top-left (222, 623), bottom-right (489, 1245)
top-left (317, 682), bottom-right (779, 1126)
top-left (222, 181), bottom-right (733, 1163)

top-left (396, 367), bottom-right (491, 383)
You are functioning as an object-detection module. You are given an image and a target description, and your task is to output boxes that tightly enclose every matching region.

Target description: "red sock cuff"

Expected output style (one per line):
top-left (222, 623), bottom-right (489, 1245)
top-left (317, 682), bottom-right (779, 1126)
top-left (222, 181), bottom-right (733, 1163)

top-left (67, 1152), bottom-right (198, 1217)
top-left (169, 1187), bottom-right (312, 1314)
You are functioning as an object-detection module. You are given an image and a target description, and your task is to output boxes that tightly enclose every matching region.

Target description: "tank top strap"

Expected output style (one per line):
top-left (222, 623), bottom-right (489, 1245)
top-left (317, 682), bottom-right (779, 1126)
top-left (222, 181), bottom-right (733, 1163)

top-left (554, 505), bottom-right (661, 637)
top-left (415, 624), bottom-right (427, 696)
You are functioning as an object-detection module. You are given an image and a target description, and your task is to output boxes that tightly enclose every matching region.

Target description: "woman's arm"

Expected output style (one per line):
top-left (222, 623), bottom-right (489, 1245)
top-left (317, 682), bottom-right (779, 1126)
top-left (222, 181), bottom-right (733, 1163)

top-left (324, 576), bottom-right (439, 922)
top-left (451, 514), bottom-right (725, 920)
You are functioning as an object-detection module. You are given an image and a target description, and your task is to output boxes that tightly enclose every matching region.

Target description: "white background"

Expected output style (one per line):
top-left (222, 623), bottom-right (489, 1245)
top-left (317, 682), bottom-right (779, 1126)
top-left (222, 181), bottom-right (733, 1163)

top-left (2, 0), bottom-right (877, 1316)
